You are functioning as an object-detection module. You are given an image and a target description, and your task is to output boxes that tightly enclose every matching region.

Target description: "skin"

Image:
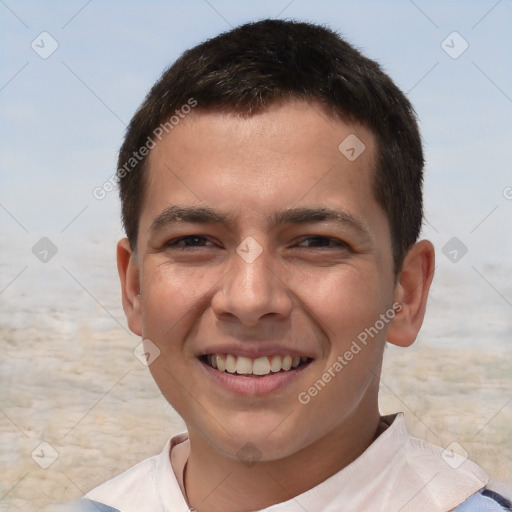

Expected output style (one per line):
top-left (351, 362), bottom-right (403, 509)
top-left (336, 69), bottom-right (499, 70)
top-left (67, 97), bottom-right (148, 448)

top-left (117, 100), bottom-right (435, 512)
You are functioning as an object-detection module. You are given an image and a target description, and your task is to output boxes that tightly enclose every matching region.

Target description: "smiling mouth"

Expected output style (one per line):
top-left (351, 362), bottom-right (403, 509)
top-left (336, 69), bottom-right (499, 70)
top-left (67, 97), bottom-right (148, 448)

top-left (200, 354), bottom-right (313, 377)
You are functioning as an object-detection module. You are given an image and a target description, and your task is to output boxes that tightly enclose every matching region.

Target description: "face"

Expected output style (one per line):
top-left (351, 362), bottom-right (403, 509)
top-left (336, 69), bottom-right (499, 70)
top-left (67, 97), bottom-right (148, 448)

top-left (121, 100), bottom-right (402, 461)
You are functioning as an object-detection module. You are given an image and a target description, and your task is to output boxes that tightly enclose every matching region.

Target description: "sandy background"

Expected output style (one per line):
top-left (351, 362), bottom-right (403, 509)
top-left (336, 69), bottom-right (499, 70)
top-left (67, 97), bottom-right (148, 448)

top-left (1, 234), bottom-right (511, 511)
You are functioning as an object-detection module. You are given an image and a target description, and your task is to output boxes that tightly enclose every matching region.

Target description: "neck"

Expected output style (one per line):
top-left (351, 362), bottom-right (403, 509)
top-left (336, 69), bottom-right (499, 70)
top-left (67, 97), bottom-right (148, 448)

top-left (184, 407), bottom-right (381, 512)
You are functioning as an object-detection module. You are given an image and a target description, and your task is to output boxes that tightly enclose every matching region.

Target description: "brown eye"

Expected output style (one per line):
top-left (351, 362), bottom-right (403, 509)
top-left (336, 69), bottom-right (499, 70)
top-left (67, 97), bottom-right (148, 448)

top-left (166, 235), bottom-right (212, 247)
top-left (297, 236), bottom-right (348, 249)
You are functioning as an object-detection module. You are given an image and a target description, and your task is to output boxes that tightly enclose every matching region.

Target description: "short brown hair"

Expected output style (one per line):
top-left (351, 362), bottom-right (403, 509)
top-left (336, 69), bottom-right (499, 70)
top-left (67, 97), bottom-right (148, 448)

top-left (117, 19), bottom-right (424, 272)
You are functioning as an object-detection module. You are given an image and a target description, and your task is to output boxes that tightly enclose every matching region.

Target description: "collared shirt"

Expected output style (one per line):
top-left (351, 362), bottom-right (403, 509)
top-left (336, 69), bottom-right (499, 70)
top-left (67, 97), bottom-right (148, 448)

top-left (82, 413), bottom-right (510, 512)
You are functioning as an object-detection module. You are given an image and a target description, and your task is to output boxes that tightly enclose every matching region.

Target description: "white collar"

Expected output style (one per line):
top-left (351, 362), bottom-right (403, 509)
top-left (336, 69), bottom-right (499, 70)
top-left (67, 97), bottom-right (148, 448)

top-left (166, 413), bottom-right (488, 512)
top-left (88, 413), bottom-right (489, 512)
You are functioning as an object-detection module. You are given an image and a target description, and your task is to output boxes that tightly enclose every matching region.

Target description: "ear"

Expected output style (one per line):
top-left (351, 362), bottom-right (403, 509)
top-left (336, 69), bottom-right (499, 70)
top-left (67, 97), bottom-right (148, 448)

top-left (117, 238), bottom-right (142, 336)
top-left (387, 240), bottom-right (435, 347)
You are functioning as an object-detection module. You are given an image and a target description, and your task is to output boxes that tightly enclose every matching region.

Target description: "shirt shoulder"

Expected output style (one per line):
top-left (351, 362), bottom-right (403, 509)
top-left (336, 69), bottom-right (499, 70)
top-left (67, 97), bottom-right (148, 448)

top-left (61, 499), bottom-right (122, 512)
top-left (85, 454), bottom-right (160, 510)
top-left (452, 489), bottom-right (512, 511)
top-left (85, 435), bottom-right (190, 512)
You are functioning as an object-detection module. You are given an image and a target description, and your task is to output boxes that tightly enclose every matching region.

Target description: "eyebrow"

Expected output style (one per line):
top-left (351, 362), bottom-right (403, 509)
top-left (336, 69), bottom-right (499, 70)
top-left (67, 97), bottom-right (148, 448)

top-left (150, 206), bottom-right (234, 233)
top-left (270, 207), bottom-right (369, 237)
top-left (150, 205), bottom-right (371, 240)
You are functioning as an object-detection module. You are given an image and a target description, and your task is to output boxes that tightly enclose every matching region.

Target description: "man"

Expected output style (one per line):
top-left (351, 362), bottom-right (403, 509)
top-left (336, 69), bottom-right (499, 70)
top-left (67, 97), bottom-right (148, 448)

top-left (77, 19), bottom-right (510, 512)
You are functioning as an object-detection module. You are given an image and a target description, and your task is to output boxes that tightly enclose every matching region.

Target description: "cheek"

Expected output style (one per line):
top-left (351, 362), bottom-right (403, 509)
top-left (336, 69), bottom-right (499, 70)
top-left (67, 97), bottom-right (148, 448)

top-left (287, 264), bottom-right (387, 332)
top-left (139, 264), bottom-right (213, 413)
top-left (140, 263), bottom-right (216, 325)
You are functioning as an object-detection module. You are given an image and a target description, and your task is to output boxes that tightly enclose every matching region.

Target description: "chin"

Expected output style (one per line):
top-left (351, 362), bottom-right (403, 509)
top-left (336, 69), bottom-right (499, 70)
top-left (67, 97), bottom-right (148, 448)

top-left (203, 418), bottom-right (313, 464)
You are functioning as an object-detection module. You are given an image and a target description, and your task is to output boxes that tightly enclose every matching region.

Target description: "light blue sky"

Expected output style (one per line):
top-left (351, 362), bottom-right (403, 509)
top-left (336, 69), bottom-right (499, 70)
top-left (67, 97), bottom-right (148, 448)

top-left (1, 0), bottom-right (511, 286)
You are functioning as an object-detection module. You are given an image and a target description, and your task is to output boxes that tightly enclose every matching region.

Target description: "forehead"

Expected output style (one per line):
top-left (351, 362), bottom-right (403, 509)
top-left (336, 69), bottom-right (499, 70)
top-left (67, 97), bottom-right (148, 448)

top-left (141, 100), bottom-right (384, 234)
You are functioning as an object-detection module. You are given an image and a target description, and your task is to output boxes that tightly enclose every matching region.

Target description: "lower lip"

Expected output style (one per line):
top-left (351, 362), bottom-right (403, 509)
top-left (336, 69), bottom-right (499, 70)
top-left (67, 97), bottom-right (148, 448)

top-left (199, 359), bottom-right (312, 396)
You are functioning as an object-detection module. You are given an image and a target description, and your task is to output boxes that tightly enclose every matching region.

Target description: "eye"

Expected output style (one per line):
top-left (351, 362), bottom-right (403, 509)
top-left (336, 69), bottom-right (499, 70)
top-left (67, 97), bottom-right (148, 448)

top-left (296, 236), bottom-right (348, 249)
top-left (165, 235), bottom-right (213, 248)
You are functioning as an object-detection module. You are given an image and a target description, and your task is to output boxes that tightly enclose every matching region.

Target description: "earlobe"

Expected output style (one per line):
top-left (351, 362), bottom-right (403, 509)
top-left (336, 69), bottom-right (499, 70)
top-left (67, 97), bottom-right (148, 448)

top-left (117, 238), bottom-right (142, 336)
top-left (387, 240), bottom-right (435, 347)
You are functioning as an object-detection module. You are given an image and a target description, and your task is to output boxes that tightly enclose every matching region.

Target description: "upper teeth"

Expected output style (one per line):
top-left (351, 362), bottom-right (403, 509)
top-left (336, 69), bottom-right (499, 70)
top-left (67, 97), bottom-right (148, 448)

top-left (206, 354), bottom-right (308, 375)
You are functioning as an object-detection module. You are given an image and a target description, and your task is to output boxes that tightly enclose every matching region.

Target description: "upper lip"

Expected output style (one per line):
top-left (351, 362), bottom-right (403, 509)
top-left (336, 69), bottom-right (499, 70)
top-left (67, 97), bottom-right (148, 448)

top-left (197, 343), bottom-right (314, 359)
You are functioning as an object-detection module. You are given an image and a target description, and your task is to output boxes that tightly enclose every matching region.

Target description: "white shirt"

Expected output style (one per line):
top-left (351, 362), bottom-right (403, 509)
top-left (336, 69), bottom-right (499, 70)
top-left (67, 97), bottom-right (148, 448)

top-left (86, 413), bottom-right (490, 512)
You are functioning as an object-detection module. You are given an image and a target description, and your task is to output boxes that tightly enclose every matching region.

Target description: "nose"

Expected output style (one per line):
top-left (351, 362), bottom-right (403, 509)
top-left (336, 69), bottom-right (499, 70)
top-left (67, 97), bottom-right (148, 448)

top-left (211, 244), bottom-right (293, 327)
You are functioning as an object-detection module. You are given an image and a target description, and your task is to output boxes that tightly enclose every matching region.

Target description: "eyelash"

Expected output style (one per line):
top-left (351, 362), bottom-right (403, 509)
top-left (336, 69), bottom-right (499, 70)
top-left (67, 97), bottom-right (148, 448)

top-left (295, 236), bottom-right (348, 249)
top-left (166, 235), bottom-right (214, 248)
top-left (165, 235), bottom-right (349, 250)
